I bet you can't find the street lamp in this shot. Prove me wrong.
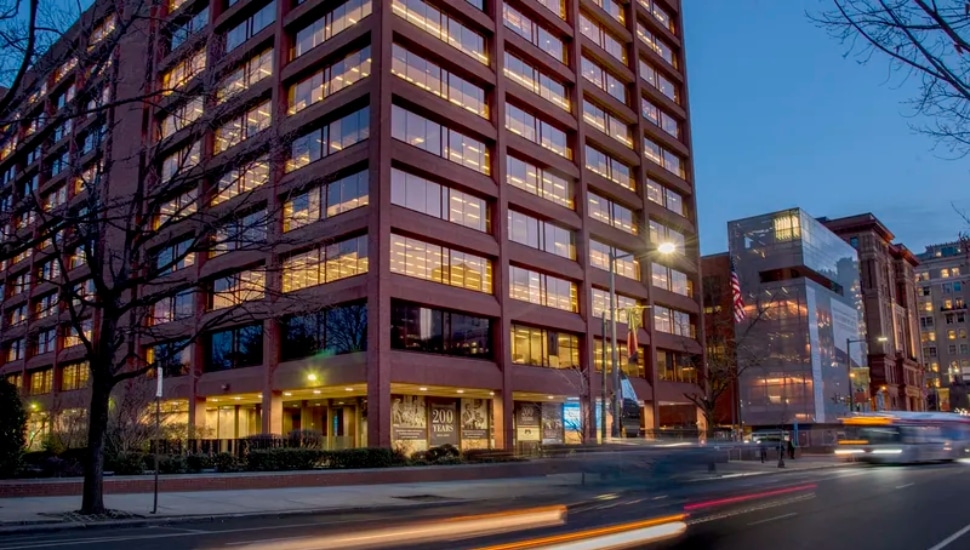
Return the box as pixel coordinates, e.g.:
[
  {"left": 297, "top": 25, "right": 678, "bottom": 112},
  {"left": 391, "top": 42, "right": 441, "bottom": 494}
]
[
  {"left": 607, "top": 243, "right": 676, "bottom": 439},
  {"left": 846, "top": 336, "right": 887, "bottom": 412}
]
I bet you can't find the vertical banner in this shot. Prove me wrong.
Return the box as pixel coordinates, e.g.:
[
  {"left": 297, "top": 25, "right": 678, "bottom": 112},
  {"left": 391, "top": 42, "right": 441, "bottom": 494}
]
[
  {"left": 515, "top": 402, "right": 541, "bottom": 442},
  {"left": 429, "top": 400, "right": 459, "bottom": 446},
  {"left": 391, "top": 395, "right": 428, "bottom": 453},
  {"left": 541, "top": 402, "right": 563, "bottom": 444},
  {"left": 461, "top": 399, "right": 490, "bottom": 450}
]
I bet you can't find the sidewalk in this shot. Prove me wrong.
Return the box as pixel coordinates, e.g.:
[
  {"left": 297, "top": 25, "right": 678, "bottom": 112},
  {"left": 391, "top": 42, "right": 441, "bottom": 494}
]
[
  {"left": 0, "top": 475, "right": 583, "bottom": 531},
  {"left": 719, "top": 454, "right": 850, "bottom": 475}
]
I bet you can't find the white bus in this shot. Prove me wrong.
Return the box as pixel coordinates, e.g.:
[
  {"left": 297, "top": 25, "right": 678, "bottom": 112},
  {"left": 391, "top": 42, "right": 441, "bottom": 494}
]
[{"left": 836, "top": 412, "right": 970, "bottom": 464}]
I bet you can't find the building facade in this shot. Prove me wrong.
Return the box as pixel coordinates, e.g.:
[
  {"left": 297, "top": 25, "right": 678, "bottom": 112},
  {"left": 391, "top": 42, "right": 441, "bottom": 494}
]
[
  {"left": 916, "top": 241, "right": 970, "bottom": 411},
  {"left": 699, "top": 252, "right": 740, "bottom": 428},
  {"left": 0, "top": 0, "right": 705, "bottom": 451},
  {"left": 820, "top": 214, "right": 925, "bottom": 412},
  {"left": 729, "top": 209, "right": 866, "bottom": 432}
]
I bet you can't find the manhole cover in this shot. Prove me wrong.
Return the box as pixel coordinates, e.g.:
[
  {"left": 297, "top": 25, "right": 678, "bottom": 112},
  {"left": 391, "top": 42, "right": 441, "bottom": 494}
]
[{"left": 392, "top": 494, "right": 453, "bottom": 502}]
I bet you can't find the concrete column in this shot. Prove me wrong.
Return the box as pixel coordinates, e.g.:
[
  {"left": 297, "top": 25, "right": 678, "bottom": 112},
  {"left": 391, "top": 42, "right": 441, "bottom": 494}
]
[
  {"left": 188, "top": 396, "right": 207, "bottom": 438},
  {"left": 493, "top": 391, "right": 514, "bottom": 450},
  {"left": 261, "top": 391, "right": 283, "bottom": 435}
]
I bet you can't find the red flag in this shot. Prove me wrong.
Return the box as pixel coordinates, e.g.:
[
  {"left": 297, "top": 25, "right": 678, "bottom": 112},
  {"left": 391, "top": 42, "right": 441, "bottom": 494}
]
[{"left": 627, "top": 309, "right": 639, "bottom": 364}]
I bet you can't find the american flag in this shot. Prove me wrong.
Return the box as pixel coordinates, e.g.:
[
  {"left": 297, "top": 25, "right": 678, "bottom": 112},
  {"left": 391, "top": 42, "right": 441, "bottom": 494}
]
[{"left": 730, "top": 259, "right": 746, "bottom": 323}]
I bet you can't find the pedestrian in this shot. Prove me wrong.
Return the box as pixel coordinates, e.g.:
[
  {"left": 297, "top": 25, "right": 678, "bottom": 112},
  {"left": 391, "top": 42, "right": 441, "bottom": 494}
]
[
  {"left": 787, "top": 438, "right": 796, "bottom": 460},
  {"left": 759, "top": 442, "right": 767, "bottom": 463}
]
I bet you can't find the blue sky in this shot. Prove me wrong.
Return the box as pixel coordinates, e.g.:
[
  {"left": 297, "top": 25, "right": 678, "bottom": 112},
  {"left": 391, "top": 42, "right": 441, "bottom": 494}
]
[{"left": 683, "top": 2, "right": 970, "bottom": 255}]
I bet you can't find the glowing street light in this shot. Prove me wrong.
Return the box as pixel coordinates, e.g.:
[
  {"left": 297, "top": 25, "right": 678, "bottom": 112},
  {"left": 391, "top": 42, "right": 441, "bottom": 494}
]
[{"left": 656, "top": 241, "right": 677, "bottom": 255}]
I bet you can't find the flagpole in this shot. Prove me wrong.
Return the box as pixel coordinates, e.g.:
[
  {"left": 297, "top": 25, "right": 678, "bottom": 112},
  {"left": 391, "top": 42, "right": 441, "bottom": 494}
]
[
  {"left": 609, "top": 252, "right": 620, "bottom": 440},
  {"left": 152, "top": 367, "right": 162, "bottom": 515}
]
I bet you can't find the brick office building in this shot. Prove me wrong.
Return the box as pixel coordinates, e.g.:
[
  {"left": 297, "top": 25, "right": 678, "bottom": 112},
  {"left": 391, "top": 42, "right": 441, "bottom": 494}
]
[{"left": 0, "top": 0, "right": 705, "bottom": 451}]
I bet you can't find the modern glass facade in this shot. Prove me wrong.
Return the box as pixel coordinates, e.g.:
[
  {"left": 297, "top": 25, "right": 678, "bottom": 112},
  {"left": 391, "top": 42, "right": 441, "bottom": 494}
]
[{"left": 729, "top": 209, "right": 866, "bottom": 426}]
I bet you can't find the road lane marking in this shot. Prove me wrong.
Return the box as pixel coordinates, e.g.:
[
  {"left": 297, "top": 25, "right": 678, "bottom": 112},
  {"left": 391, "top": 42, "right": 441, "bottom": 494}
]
[
  {"left": 747, "top": 512, "right": 797, "bottom": 526},
  {"left": 896, "top": 483, "right": 915, "bottom": 489},
  {"left": 928, "top": 522, "right": 970, "bottom": 550}
]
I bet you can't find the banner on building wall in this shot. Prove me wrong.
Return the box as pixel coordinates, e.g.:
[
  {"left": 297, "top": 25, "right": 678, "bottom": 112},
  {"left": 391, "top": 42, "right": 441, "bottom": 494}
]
[
  {"left": 515, "top": 402, "right": 541, "bottom": 442},
  {"left": 541, "top": 402, "right": 563, "bottom": 444},
  {"left": 391, "top": 394, "right": 427, "bottom": 441},
  {"left": 461, "top": 399, "right": 489, "bottom": 440},
  {"left": 429, "top": 400, "right": 459, "bottom": 446}
]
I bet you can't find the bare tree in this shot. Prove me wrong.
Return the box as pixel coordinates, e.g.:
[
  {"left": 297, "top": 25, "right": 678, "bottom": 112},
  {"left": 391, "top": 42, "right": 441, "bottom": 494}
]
[
  {"left": 0, "top": 0, "right": 347, "bottom": 514},
  {"left": 812, "top": 0, "right": 970, "bottom": 156},
  {"left": 685, "top": 280, "right": 773, "bottom": 439},
  {"left": 557, "top": 361, "right": 593, "bottom": 444}
]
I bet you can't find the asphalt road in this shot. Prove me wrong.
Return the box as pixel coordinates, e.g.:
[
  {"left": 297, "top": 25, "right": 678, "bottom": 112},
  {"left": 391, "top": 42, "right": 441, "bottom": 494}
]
[{"left": 3, "top": 462, "right": 970, "bottom": 550}]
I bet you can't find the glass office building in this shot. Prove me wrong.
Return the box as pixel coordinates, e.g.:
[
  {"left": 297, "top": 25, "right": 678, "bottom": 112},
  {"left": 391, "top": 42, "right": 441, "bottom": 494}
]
[{"left": 729, "top": 209, "right": 866, "bottom": 427}]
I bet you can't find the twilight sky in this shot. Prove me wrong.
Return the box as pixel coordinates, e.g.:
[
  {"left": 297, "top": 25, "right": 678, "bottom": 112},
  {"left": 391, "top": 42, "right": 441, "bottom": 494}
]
[{"left": 683, "top": 1, "right": 970, "bottom": 255}]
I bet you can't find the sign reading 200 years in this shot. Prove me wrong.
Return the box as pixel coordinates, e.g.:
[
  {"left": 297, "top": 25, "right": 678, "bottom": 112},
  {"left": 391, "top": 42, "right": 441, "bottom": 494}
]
[{"left": 430, "top": 401, "right": 458, "bottom": 446}]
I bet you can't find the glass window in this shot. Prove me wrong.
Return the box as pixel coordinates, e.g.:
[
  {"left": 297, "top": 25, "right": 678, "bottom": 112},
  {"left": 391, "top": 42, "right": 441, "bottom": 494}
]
[
  {"left": 170, "top": 6, "right": 209, "bottom": 50},
  {"left": 63, "top": 319, "right": 93, "bottom": 347},
  {"left": 651, "top": 263, "right": 692, "bottom": 296},
  {"left": 643, "top": 137, "right": 686, "bottom": 179},
  {"left": 289, "top": 47, "right": 372, "bottom": 115},
  {"left": 503, "top": 4, "right": 565, "bottom": 63},
  {"left": 206, "top": 324, "right": 264, "bottom": 371},
  {"left": 587, "top": 193, "right": 637, "bottom": 234},
  {"left": 505, "top": 104, "right": 571, "bottom": 159},
  {"left": 636, "top": 21, "right": 676, "bottom": 67},
  {"left": 162, "top": 49, "right": 206, "bottom": 94},
  {"left": 583, "top": 100, "right": 632, "bottom": 148},
  {"left": 293, "top": 0, "right": 372, "bottom": 59},
  {"left": 390, "top": 300, "right": 492, "bottom": 358},
  {"left": 154, "top": 239, "right": 195, "bottom": 275},
  {"left": 211, "top": 209, "right": 268, "bottom": 256},
  {"left": 508, "top": 210, "right": 574, "bottom": 259},
  {"left": 392, "top": 0, "right": 487, "bottom": 64},
  {"left": 585, "top": 144, "right": 632, "bottom": 190},
  {"left": 649, "top": 219, "right": 685, "bottom": 253},
  {"left": 154, "top": 189, "right": 198, "bottom": 229},
  {"left": 214, "top": 100, "right": 272, "bottom": 154},
  {"left": 535, "top": 0, "right": 565, "bottom": 18},
  {"left": 391, "top": 44, "right": 487, "bottom": 117},
  {"left": 34, "top": 328, "right": 57, "bottom": 355},
  {"left": 34, "top": 292, "right": 58, "bottom": 319},
  {"left": 282, "top": 235, "right": 369, "bottom": 292},
  {"left": 581, "top": 56, "right": 626, "bottom": 102},
  {"left": 654, "top": 305, "right": 694, "bottom": 337},
  {"left": 61, "top": 362, "right": 90, "bottom": 390},
  {"left": 390, "top": 169, "right": 488, "bottom": 231},
  {"left": 212, "top": 155, "right": 270, "bottom": 205},
  {"left": 579, "top": 12, "right": 626, "bottom": 64},
  {"left": 151, "top": 290, "right": 195, "bottom": 325},
  {"left": 225, "top": 1, "right": 275, "bottom": 52},
  {"left": 638, "top": 0, "right": 676, "bottom": 35},
  {"left": 391, "top": 105, "right": 489, "bottom": 174},
  {"left": 511, "top": 325, "right": 579, "bottom": 369},
  {"left": 287, "top": 107, "right": 370, "bottom": 172},
  {"left": 646, "top": 179, "right": 685, "bottom": 217},
  {"left": 210, "top": 269, "right": 266, "bottom": 309},
  {"left": 503, "top": 52, "right": 569, "bottom": 112},
  {"left": 591, "top": 0, "right": 624, "bottom": 24},
  {"left": 506, "top": 156, "right": 573, "bottom": 209},
  {"left": 146, "top": 341, "right": 192, "bottom": 378},
  {"left": 509, "top": 265, "right": 577, "bottom": 312},
  {"left": 593, "top": 340, "right": 645, "bottom": 377},
  {"left": 590, "top": 288, "right": 638, "bottom": 323},
  {"left": 161, "top": 141, "right": 201, "bottom": 182},
  {"left": 284, "top": 170, "right": 369, "bottom": 231},
  {"left": 218, "top": 49, "right": 273, "bottom": 104},
  {"left": 638, "top": 59, "right": 679, "bottom": 104},
  {"left": 389, "top": 234, "right": 491, "bottom": 293},
  {"left": 657, "top": 350, "right": 698, "bottom": 384},
  {"left": 29, "top": 368, "right": 52, "bottom": 394},
  {"left": 589, "top": 240, "right": 639, "bottom": 279},
  {"left": 281, "top": 302, "right": 367, "bottom": 361},
  {"left": 642, "top": 97, "right": 680, "bottom": 139}
]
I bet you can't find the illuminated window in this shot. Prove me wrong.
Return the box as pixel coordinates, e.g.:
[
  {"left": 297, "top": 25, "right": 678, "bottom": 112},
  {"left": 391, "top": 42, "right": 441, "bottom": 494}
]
[
  {"left": 391, "top": 106, "right": 489, "bottom": 174},
  {"left": 225, "top": 1, "right": 275, "bottom": 52},
  {"left": 509, "top": 265, "right": 577, "bottom": 312},
  {"left": 508, "top": 210, "right": 574, "bottom": 259},
  {"left": 390, "top": 169, "right": 487, "bottom": 232},
  {"left": 289, "top": 47, "right": 372, "bottom": 115},
  {"left": 162, "top": 49, "right": 206, "bottom": 94},
  {"left": 389, "top": 234, "right": 491, "bottom": 293},
  {"left": 160, "top": 141, "right": 201, "bottom": 182},
  {"left": 506, "top": 156, "right": 573, "bottom": 209},
  {"left": 54, "top": 57, "right": 78, "bottom": 82},
  {"left": 88, "top": 14, "right": 117, "bottom": 48},
  {"left": 579, "top": 12, "right": 627, "bottom": 64},
  {"left": 393, "top": 0, "right": 487, "bottom": 64},
  {"left": 581, "top": 56, "right": 626, "bottom": 103},
  {"left": 772, "top": 212, "right": 801, "bottom": 241},
  {"left": 503, "top": 52, "right": 569, "bottom": 112},
  {"left": 649, "top": 220, "right": 685, "bottom": 253},
  {"left": 7, "top": 304, "right": 27, "bottom": 327},
  {"left": 588, "top": 193, "right": 637, "bottom": 234},
  {"left": 591, "top": 0, "right": 624, "bottom": 24},
  {"left": 282, "top": 235, "right": 368, "bottom": 292},
  {"left": 63, "top": 319, "right": 93, "bottom": 348},
  {"left": 211, "top": 269, "right": 266, "bottom": 309},
  {"left": 170, "top": 7, "right": 209, "bottom": 51},
  {"left": 585, "top": 145, "right": 632, "bottom": 189},
  {"left": 510, "top": 325, "right": 579, "bottom": 369},
  {"left": 643, "top": 137, "right": 685, "bottom": 179},
  {"left": 34, "top": 293, "right": 58, "bottom": 319},
  {"left": 646, "top": 179, "right": 685, "bottom": 217},
  {"left": 11, "top": 271, "right": 30, "bottom": 294},
  {"left": 535, "top": 0, "right": 565, "bottom": 18},
  {"left": 583, "top": 101, "right": 632, "bottom": 148},
  {"left": 154, "top": 189, "right": 198, "bottom": 229},
  {"left": 642, "top": 98, "right": 680, "bottom": 139},
  {"left": 638, "top": 0, "right": 676, "bottom": 35},
  {"left": 287, "top": 107, "right": 369, "bottom": 172},
  {"left": 283, "top": 170, "right": 368, "bottom": 231},
  {"left": 6, "top": 338, "right": 24, "bottom": 361},
  {"left": 61, "top": 362, "right": 90, "bottom": 391},
  {"left": 292, "top": 0, "right": 372, "bottom": 59},
  {"left": 392, "top": 45, "right": 487, "bottom": 117},
  {"left": 146, "top": 341, "right": 192, "bottom": 377},
  {"left": 506, "top": 104, "right": 571, "bottom": 159},
  {"left": 639, "top": 59, "right": 679, "bottom": 104},
  {"left": 654, "top": 306, "right": 695, "bottom": 337},
  {"left": 657, "top": 351, "right": 697, "bottom": 384},
  {"left": 155, "top": 239, "right": 195, "bottom": 275},
  {"left": 651, "top": 263, "right": 692, "bottom": 296},
  {"left": 593, "top": 340, "right": 645, "bottom": 377},
  {"left": 636, "top": 21, "right": 676, "bottom": 66},
  {"left": 214, "top": 100, "right": 272, "bottom": 154},
  {"left": 160, "top": 96, "right": 204, "bottom": 139},
  {"left": 217, "top": 49, "right": 273, "bottom": 104},
  {"left": 29, "top": 368, "right": 52, "bottom": 394},
  {"left": 503, "top": 4, "right": 565, "bottom": 63},
  {"left": 590, "top": 288, "right": 638, "bottom": 323},
  {"left": 212, "top": 155, "right": 269, "bottom": 205},
  {"left": 589, "top": 240, "right": 639, "bottom": 280}
]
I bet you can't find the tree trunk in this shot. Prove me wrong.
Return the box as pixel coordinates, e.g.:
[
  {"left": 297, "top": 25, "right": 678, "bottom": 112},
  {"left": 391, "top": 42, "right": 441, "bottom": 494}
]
[{"left": 80, "top": 375, "right": 111, "bottom": 515}]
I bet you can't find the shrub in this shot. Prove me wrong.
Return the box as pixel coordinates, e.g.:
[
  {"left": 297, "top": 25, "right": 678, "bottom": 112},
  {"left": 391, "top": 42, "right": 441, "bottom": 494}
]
[
  {"left": 287, "top": 430, "right": 323, "bottom": 449},
  {"left": 246, "top": 448, "right": 323, "bottom": 471},
  {"left": 186, "top": 453, "right": 214, "bottom": 473},
  {"left": 213, "top": 452, "right": 238, "bottom": 473},
  {"left": 0, "top": 380, "right": 26, "bottom": 477},
  {"left": 158, "top": 454, "right": 187, "bottom": 474},
  {"left": 106, "top": 451, "right": 147, "bottom": 475},
  {"left": 425, "top": 444, "right": 461, "bottom": 462},
  {"left": 326, "top": 448, "right": 398, "bottom": 469}
]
